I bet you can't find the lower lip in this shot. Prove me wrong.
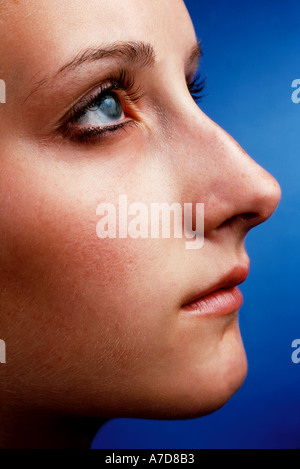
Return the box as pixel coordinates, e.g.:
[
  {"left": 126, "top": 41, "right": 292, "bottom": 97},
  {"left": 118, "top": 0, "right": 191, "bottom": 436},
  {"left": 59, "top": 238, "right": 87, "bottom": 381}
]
[{"left": 182, "top": 287, "right": 243, "bottom": 317}]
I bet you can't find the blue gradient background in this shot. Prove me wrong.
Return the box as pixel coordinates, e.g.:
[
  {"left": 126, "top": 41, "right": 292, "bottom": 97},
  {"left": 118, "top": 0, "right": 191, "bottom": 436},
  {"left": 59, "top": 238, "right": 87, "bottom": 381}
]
[{"left": 92, "top": 0, "right": 300, "bottom": 449}]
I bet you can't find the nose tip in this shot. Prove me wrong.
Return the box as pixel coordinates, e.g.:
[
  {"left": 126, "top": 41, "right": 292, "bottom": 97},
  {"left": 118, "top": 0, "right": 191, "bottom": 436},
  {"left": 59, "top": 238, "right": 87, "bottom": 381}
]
[
  {"left": 208, "top": 119, "right": 282, "bottom": 233},
  {"left": 253, "top": 171, "right": 281, "bottom": 227}
]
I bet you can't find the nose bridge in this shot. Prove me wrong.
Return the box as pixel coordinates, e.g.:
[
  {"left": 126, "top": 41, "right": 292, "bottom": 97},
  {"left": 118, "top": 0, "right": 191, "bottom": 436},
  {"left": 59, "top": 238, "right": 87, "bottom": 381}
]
[{"left": 174, "top": 104, "right": 281, "bottom": 231}]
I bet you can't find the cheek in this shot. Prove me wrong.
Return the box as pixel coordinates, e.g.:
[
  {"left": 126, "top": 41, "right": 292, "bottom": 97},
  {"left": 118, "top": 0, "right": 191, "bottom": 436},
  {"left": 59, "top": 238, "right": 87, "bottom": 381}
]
[{"left": 0, "top": 149, "right": 177, "bottom": 376}]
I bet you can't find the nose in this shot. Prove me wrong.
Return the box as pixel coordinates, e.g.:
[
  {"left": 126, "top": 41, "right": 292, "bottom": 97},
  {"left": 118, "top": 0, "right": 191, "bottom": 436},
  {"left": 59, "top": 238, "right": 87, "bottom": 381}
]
[{"left": 176, "top": 108, "right": 281, "bottom": 238}]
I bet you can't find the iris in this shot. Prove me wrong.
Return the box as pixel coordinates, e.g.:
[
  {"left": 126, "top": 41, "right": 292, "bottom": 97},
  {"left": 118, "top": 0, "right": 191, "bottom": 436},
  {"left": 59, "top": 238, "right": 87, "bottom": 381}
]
[{"left": 79, "top": 93, "right": 123, "bottom": 126}]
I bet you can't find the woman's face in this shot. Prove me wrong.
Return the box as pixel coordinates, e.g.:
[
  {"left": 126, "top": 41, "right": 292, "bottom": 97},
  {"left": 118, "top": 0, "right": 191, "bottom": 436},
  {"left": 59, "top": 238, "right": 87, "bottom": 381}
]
[{"left": 0, "top": 0, "right": 280, "bottom": 419}]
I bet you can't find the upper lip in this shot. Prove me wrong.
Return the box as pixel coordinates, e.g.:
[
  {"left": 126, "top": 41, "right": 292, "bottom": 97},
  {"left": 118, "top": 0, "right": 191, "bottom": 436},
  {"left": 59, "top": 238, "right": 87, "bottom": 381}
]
[{"left": 182, "top": 263, "right": 250, "bottom": 306}]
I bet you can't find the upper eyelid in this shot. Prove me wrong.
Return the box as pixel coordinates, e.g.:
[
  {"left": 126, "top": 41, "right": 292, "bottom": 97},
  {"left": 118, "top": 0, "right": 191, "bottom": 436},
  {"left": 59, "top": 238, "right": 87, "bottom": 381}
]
[
  {"left": 72, "top": 64, "right": 201, "bottom": 117},
  {"left": 61, "top": 71, "right": 142, "bottom": 124}
]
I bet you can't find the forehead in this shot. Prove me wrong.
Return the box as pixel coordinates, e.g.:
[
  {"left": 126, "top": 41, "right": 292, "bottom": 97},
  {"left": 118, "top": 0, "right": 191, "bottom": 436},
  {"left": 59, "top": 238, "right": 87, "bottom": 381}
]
[{"left": 0, "top": 0, "right": 196, "bottom": 83}]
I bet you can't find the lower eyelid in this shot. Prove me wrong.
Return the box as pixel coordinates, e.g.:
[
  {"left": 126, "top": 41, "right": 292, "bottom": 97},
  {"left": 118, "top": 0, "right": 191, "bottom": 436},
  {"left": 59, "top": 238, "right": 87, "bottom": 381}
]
[{"left": 63, "top": 119, "right": 138, "bottom": 144}]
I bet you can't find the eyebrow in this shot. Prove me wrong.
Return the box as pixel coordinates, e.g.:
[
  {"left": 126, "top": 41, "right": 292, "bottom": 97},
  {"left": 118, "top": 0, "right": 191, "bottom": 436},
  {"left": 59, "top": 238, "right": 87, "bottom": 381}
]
[
  {"left": 57, "top": 41, "right": 156, "bottom": 75},
  {"left": 25, "top": 40, "right": 202, "bottom": 101},
  {"left": 58, "top": 40, "right": 202, "bottom": 76}
]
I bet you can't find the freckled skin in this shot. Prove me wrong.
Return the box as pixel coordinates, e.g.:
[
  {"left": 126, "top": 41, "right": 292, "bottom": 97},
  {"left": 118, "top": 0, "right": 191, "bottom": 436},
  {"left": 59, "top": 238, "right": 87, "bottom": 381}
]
[{"left": 0, "top": 0, "right": 280, "bottom": 448}]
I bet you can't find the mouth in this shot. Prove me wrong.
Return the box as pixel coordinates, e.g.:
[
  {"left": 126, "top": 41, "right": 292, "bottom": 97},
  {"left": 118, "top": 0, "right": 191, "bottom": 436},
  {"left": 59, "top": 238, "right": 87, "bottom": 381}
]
[{"left": 181, "top": 264, "right": 249, "bottom": 317}]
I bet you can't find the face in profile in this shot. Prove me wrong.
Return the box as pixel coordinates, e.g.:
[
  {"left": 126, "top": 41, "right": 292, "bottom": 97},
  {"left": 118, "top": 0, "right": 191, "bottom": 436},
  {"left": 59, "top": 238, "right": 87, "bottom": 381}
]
[{"left": 0, "top": 0, "right": 281, "bottom": 448}]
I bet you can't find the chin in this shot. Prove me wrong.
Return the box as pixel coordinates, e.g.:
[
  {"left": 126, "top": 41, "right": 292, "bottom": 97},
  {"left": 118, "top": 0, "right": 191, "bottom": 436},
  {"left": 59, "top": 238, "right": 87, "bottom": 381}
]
[
  {"left": 139, "top": 319, "right": 248, "bottom": 421},
  {"left": 178, "top": 321, "right": 248, "bottom": 419}
]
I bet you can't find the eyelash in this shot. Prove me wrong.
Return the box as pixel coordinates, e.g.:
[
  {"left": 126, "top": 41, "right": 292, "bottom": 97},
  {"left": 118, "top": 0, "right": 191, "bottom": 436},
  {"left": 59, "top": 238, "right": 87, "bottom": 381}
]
[
  {"left": 188, "top": 74, "right": 206, "bottom": 103},
  {"left": 59, "top": 69, "right": 206, "bottom": 144}
]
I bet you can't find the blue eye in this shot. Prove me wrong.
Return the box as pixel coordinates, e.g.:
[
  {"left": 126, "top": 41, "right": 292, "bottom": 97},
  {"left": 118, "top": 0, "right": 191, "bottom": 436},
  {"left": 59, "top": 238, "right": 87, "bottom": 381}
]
[
  {"left": 77, "top": 92, "right": 124, "bottom": 127},
  {"left": 60, "top": 69, "right": 143, "bottom": 144}
]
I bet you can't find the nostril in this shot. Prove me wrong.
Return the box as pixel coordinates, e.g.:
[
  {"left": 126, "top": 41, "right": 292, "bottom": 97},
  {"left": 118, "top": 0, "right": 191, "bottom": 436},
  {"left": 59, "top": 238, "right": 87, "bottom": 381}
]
[
  {"left": 217, "top": 212, "right": 259, "bottom": 231},
  {"left": 238, "top": 212, "right": 259, "bottom": 222}
]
